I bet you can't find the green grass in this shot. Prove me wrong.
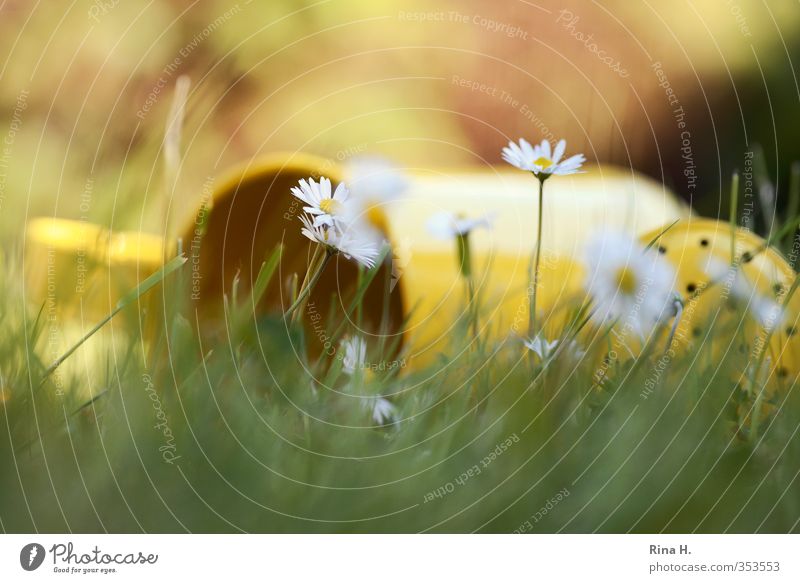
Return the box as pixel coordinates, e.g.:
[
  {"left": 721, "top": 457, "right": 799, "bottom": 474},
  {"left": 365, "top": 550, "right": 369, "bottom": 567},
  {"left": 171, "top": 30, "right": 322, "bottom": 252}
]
[{"left": 2, "top": 237, "right": 800, "bottom": 534}]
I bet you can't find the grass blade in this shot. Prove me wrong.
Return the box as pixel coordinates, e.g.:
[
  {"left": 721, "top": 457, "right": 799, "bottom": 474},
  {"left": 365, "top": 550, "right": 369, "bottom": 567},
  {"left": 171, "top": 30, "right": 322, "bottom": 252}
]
[
  {"left": 784, "top": 162, "right": 800, "bottom": 249},
  {"left": 729, "top": 171, "right": 739, "bottom": 262},
  {"left": 39, "top": 254, "right": 187, "bottom": 386}
]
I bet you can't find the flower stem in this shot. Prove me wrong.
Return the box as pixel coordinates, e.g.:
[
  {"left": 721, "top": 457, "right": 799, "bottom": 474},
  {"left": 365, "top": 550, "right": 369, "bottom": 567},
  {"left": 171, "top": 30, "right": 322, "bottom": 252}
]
[
  {"left": 663, "top": 297, "right": 684, "bottom": 357},
  {"left": 729, "top": 171, "right": 739, "bottom": 263},
  {"left": 529, "top": 177, "right": 545, "bottom": 339},
  {"left": 457, "top": 233, "right": 478, "bottom": 338},
  {"left": 300, "top": 243, "right": 323, "bottom": 293},
  {"left": 285, "top": 249, "right": 334, "bottom": 322},
  {"left": 748, "top": 272, "right": 800, "bottom": 443}
]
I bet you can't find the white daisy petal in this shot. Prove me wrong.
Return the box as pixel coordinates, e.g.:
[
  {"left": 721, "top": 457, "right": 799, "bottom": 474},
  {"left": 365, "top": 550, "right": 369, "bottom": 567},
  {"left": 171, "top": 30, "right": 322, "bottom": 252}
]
[
  {"left": 521, "top": 138, "right": 537, "bottom": 161},
  {"left": 369, "top": 397, "right": 397, "bottom": 425},
  {"left": 342, "top": 336, "right": 368, "bottom": 374},
  {"left": 502, "top": 137, "right": 585, "bottom": 178},
  {"left": 540, "top": 139, "right": 551, "bottom": 160},
  {"left": 523, "top": 334, "right": 586, "bottom": 362},
  {"left": 502, "top": 142, "right": 533, "bottom": 171},
  {"left": 552, "top": 139, "right": 566, "bottom": 164},
  {"left": 332, "top": 182, "right": 350, "bottom": 204},
  {"left": 319, "top": 176, "right": 332, "bottom": 197},
  {"left": 297, "top": 213, "right": 380, "bottom": 269},
  {"left": 554, "top": 154, "right": 586, "bottom": 174},
  {"left": 312, "top": 214, "right": 335, "bottom": 228},
  {"left": 523, "top": 335, "right": 559, "bottom": 360},
  {"left": 291, "top": 179, "right": 317, "bottom": 206}
]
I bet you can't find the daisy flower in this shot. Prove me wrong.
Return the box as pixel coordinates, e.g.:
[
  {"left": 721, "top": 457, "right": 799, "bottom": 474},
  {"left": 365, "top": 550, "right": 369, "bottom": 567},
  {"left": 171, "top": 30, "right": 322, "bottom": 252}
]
[
  {"left": 523, "top": 335, "right": 586, "bottom": 362},
  {"left": 704, "top": 257, "right": 785, "bottom": 331},
  {"left": 341, "top": 336, "right": 368, "bottom": 375},
  {"left": 291, "top": 176, "right": 350, "bottom": 228},
  {"left": 366, "top": 396, "right": 397, "bottom": 425},
  {"left": 502, "top": 138, "right": 585, "bottom": 179},
  {"left": 346, "top": 157, "right": 409, "bottom": 203},
  {"left": 583, "top": 231, "right": 678, "bottom": 339},
  {"left": 501, "top": 135, "right": 584, "bottom": 341},
  {"left": 523, "top": 335, "right": 559, "bottom": 360},
  {"left": 299, "top": 214, "right": 380, "bottom": 269},
  {"left": 340, "top": 336, "right": 397, "bottom": 425},
  {"left": 426, "top": 211, "right": 494, "bottom": 239}
]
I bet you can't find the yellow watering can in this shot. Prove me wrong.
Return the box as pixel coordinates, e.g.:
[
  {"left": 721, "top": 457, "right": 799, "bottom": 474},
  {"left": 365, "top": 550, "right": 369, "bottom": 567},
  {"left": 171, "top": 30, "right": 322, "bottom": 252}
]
[
  {"left": 637, "top": 219, "right": 800, "bottom": 413},
  {"left": 28, "top": 153, "right": 689, "bottom": 355},
  {"left": 33, "top": 152, "right": 781, "bottom": 379}
]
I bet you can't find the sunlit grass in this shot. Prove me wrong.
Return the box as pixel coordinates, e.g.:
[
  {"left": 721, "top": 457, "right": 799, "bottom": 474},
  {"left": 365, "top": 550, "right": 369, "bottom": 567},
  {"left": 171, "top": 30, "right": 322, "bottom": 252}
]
[{"left": 2, "top": 227, "right": 800, "bottom": 533}]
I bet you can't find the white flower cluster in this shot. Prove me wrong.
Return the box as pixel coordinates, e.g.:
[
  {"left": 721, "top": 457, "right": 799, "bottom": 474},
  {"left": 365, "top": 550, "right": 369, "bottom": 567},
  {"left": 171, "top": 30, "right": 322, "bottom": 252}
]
[
  {"left": 291, "top": 176, "right": 380, "bottom": 269},
  {"left": 340, "top": 336, "right": 397, "bottom": 425}
]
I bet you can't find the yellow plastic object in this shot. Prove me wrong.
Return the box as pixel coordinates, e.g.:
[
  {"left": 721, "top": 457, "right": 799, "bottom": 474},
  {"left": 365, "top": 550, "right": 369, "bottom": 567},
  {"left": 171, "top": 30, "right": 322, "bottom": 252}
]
[
  {"left": 24, "top": 217, "right": 166, "bottom": 398},
  {"left": 383, "top": 167, "right": 688, "bottom": 363},
  {"left": 25, "top": 154, "right": 688, "bottom": 371},
  {"left": 24, "top": 217, "right": 165, "bottom": 320},
  {"left": 178, "top": 157, "right": 687, "bottom": 364},
  {"left": 180, "top": 152, "right": 405, "bottom": 347},
  {"left": 638, "top": 218, "right": 800, "bottom": 400}
]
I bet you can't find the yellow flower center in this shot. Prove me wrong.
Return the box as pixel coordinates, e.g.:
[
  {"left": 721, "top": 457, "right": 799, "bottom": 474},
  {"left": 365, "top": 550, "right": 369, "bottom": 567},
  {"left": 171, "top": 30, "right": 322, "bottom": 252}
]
[
  {"left": 319, "top": 199, "right": 340, "bottom": 215},
  {"left": 614, "top": 266, "right": 638, "bottom": 295},
  {"left": 534, "top": 156, "right": 553, "bottom": 169}
]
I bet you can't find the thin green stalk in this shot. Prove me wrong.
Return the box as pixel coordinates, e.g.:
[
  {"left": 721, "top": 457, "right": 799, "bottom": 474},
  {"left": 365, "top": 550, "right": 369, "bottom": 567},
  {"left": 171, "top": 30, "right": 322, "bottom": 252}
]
[
  {"left": 784, "top": 162, "right": 800, "bottom": 253},
  {"left": 378, "top": 252, "right": 393, "bottom": 359},
  {"left": 663, "top": 297, "right": 684, "bottom": 356},
  {"left": 467, "top": 277, "right": 478, "bottom": 339},
  {"left": 355, "top": 264, "right": 365, "bottom": 330},
  {"left": 163, "top": 75, "right": 190, "bottom": 237},
  {"left": 286, "top": 249, "right": 333, "bottom": 322},
  {"left": 299, "top": 243, "right": 323, "bottom": 295},
  {"left": 643, "top": 219, "right": 680, "bottom": 252},
  {"left": 322, "top": 245, "right": 390, "bottom": 349},
  {"left": 457, "top": 232, "right": 478, "bottom": 338},
  {"left": 729, "top": 171, "right": 739, "bottom": 263},
  {"left": 287, "top": 244, "right": 324, "bottom": 324},
  {"left": 752, "top": 144, "right": 776, "bottom": 237},
  {"left": 228, "top": 245, "right": 283, "bottom": 336},
  {"left": 749, "top": 273, "right": 800, "bottom": 442},
  {"left": 530, "top": 177, "right": 545, "bottom": 339},
  {"left": 289, "top": 273, "right": 299, "bottom": 305},
  {"left": 251, "top": 246, "right": 284, "bottom": 308}
]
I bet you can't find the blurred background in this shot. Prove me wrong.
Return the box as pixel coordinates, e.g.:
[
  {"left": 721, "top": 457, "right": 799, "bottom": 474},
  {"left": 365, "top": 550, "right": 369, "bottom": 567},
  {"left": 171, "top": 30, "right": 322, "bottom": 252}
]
[
  {"left": 1, "top": 0, "right": 799, "bottom": 239},
  {"left": 3, "top": 0, "right": 800, "bottom": 536}
]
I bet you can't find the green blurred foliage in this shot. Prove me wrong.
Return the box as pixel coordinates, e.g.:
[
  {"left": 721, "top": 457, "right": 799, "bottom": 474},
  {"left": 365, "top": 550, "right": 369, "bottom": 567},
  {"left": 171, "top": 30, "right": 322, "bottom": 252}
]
[
  {"left": 1, "top": 0, "right": 799, "bottom": 240},
  {"left": 2, "top": 252, "right": 800, "bottom": 533}
]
